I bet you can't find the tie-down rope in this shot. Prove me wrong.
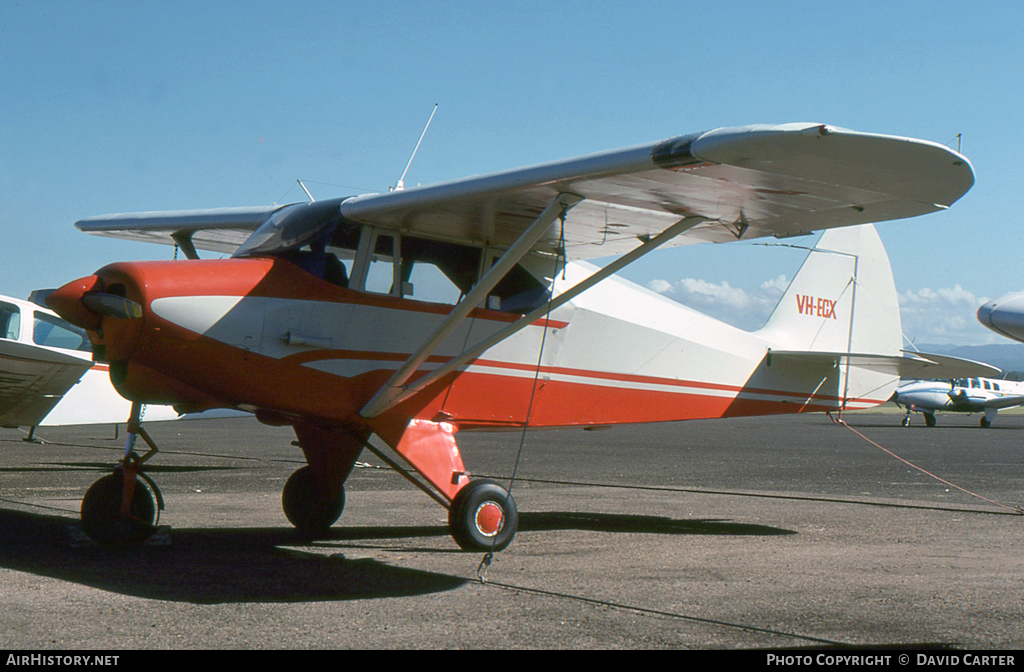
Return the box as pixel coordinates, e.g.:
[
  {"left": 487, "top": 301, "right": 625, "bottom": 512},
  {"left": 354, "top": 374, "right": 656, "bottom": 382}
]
[
  {"left": 478, "top": 207, "right": 569, "bottom": 581},
  {"left": 833, "top": 415, "right": 1023, "bottom": 515}
]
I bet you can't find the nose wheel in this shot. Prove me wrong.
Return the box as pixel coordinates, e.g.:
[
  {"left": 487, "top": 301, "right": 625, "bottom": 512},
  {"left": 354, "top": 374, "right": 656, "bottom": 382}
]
[
  {"left": 448, "top": 479, "right": 519, "bottom": 551},
  {"left": 81, "top": 468, "right": 159, "bottom": 545},
  {"left": 79, "top": 401, "right": 162, "bottom": 546}
]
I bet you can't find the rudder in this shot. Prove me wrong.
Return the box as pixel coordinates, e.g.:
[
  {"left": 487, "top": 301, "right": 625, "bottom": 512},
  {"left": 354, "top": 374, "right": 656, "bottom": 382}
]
[{"left": 755, "top": 224, "right": 902, "bottom": 358}]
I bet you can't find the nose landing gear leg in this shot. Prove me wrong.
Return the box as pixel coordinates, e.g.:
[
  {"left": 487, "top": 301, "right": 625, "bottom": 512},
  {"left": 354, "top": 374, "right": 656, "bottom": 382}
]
[{"left": 80, "top": 401, "right": 163, "bottom": 545}]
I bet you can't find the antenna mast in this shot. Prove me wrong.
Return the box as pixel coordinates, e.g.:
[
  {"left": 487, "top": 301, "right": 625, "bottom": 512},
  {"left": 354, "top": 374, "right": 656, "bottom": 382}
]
[{"left": 394, "top": 104, "right": 438, "bottom": 191}]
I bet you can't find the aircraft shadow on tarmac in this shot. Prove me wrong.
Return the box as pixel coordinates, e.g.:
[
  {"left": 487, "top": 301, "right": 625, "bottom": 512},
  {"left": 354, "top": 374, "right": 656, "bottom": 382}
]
[
  {"left": 0, "top": 504, "right": 793, "bottom": 604},
  {"left": 0, "top": 462, "right": 234, "bottom": 475},
  {"left": 0, "top": 508, "right": 466, "bottom": 605},
  {"left": 517, "top": 511, "right": 794, "bottom": 537}
]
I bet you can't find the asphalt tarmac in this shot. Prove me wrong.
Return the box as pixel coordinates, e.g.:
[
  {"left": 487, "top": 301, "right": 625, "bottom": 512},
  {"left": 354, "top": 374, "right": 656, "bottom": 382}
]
[{"left": 1, "top": 411, "right": 1022, "bottom": 650}]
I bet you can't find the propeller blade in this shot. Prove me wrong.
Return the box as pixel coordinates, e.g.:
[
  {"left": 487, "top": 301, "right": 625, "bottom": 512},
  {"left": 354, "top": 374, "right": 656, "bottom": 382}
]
[{"left": 82, "top": 293, "right": 143, "bottom": 320}]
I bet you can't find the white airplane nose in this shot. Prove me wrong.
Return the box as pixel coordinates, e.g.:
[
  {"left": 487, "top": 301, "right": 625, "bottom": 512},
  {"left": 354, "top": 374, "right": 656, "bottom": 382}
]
[
  {"left": 977, "top": 301, "right": 995, "bottom": 327},
  {"left": 978, "top": 292, "right": 1024, "bottom": 343}
]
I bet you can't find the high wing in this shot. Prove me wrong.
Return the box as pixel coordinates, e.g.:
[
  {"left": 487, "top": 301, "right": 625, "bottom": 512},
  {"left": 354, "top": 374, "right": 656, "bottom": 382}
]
[
  {"left": 0, "top": 338, "right": 92, "bottom": 428},
  {"left": 74, "top": 123, "right": 974, "bottom": 259},
  {"left": 340, "top": 123, "right": 973, "bottom": 259},
  {"left": 77, "top": 206, "right": 284, "bottom": 258}
]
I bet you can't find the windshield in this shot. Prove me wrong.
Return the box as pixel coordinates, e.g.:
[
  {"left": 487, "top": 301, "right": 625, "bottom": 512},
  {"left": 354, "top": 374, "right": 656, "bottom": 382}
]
[{"left": 233, "top": 198, "right": 346, "bottom": 258}]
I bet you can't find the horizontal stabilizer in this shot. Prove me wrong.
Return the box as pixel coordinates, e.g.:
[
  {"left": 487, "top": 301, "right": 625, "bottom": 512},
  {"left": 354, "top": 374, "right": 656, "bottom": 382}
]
[
  {"left": 768, "top": 349, "right": 1001, "bottom": 379},
  {"left": 903, "top": 351, "right": 1002, "bottom": 379}
]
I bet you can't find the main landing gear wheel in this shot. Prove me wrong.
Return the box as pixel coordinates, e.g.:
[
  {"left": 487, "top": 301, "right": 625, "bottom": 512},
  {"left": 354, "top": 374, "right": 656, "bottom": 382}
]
[
  {"left": 924, "top": 414, "right": 937, "bottom": 428},
  {"left": 980, "top": 417, "right": 992, "bottom": 428},
  {"left": 282, "top": 466, "right": 345, "bottom": 537},
  {"left": 80, "top": 470, "right": 158, "bottom": 546},
  {"left": 448, "top": 479, "right": 519, "bottom": 552}
]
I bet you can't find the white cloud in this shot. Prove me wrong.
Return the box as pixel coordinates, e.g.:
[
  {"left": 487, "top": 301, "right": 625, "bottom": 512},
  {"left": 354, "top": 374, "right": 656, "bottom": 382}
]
[
  {"left": 646, "top": 279, "right": 673, "bottom": 294},
  {"left": 648, "top": 277, "right": 1004, "bottom": 346},
  {"left": 646, "top": 275, "right": 788, "bottom": 331},
  {"left": 898, "top": 284, "right": 996, "bottom": 346}
]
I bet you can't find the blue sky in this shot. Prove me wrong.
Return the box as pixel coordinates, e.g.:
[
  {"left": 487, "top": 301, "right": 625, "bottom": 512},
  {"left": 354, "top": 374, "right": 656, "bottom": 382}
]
[{"left": 1, "top": 1, "right": 1021, "bottom": 345}]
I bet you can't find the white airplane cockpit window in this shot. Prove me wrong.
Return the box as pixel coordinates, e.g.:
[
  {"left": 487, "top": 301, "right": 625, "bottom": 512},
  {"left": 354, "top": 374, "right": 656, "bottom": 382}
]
[
  {"left": 359, "top": 233, "right": 480, "bottom": 305},
  {"left": 347, "top": 226, "right": 547, "bottom": 310},
  {"left": 399, "top": 236, "right": 481, "bottom": 305},
  {"left": 0, "top": 302, "right": 21, "bottom": 341},
  {"left": 362, "top": 231, "right": 400, "bottom": 296},
  {"left": 486, "top": 263, "right": 549, "bottom": 312},
  {"left": 33, "top": 313, "right": 90, "bottom": 351},
  {"left": 970, "top": 379, "right": 980, "bottom": 388}
]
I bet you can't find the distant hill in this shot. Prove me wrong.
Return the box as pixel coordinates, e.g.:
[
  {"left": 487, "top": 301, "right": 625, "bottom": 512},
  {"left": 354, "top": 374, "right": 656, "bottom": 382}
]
[{"left": 914, "top": 343, "right": 1024, "bottom": 379}]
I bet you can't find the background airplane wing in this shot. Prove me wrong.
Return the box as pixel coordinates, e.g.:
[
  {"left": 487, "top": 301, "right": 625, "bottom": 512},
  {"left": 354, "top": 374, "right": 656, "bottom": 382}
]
[
  {"left": 74, "top": 123, "right": 974, "bottom": 260},
  {"left": 982, "top": 395, "right": 1024, "bottom": 409},
  {"left": 0, "top": 339, "right": 93, "bottom": 427},
  {"left": 339, "top": 122, "right": 975, "bottom": 260}
]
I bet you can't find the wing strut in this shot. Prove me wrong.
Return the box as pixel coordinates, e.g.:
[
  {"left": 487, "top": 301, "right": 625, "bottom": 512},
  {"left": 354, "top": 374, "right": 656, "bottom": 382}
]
[
  {"left": 170, "top": 232, "right": 200, "bottom": 260},
  {"left": 359, "top": 192, "right": 583, "bottom": 419},
  {"left": 359, "top": 213, "right": 707, "bottom": 419}
]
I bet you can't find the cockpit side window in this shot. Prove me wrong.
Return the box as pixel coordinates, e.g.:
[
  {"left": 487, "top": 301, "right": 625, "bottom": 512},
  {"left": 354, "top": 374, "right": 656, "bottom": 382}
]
[
  {"left": 399, "top": 236, "right": 482, "bottom": 304},
  {"left": 0, "top": 302, "right": 21, "bottom": 341},
  {"left": 487, "top": 263, "right": 549, "bottom": 312},
  {"left": 363, "top": 232, "right": 400, "bottom": 296},
  {"left": 349, "top": 229, "right": 550, "bottom": 311}
]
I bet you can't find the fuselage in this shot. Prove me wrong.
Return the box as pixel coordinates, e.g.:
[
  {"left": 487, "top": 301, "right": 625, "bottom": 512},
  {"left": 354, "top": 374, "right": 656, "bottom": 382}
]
[
  {"left": 46, "top": 255, "right": 887, "bottom": 435},
  {"left": 894, "top": 377, "right": 1024, "bottom": 414}
]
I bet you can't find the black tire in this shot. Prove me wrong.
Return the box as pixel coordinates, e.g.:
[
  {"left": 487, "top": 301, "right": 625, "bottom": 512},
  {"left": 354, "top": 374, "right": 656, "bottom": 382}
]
[
  {"left": 282, "top": 466, "right": 344, "bottom": 536},
  {"left": 924, "top": 414, "right": 937, "bottom": 428},
  {"left": 80, "top": 471, "right": 157, "bottom": 546},
  {"left": 901, "top": 417, "right": 910, "bottom": 427},
  {"left": 448, "top": 479, "right": 518, "bottom": 552},
  {"left": 980, "top": 417, "right": 991, "bottom": 428}
]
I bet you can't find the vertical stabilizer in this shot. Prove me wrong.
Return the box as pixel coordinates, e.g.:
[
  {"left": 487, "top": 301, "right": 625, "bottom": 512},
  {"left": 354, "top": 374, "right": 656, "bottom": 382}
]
[{"left": 755, "top": 224, "right": 902, "bottom": 357}]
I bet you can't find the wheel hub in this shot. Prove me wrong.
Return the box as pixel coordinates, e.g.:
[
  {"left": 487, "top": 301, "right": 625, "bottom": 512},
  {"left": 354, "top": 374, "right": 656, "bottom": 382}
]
[{"left": 474, "top": 501, "right": 504, "bottom": 537}]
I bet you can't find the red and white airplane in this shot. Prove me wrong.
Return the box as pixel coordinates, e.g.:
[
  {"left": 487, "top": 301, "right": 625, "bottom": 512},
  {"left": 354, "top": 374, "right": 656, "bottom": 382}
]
[
  {"left": 0, "top": 293, "right": 179, "bottom": 439},
  {"left": 46, "top": 123, "right": 979, "bottom": 549}
]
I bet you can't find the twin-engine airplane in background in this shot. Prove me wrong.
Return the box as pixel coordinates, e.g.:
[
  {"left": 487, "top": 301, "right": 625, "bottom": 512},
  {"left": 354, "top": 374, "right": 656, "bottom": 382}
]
[
  {"left": 0, "top": 293, "right": 178, "bottom": 438},
  {"left": 46, "top": 122, "right": 983, "bottom": 550},
  {"left": 892, "top": 375, "right": 1024, "bottom": 428}
]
